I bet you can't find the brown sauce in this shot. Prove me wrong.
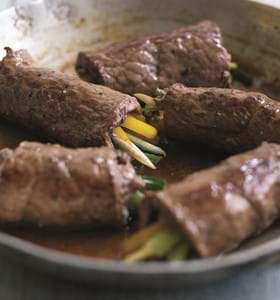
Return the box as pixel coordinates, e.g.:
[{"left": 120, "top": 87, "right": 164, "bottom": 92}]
[
  {"left": 0, "top": 60, "right": 277, "bottom": 260},
  {"left": 0, "top": 122, "right": 226, "bottom": 260},
  {"left": 3, "top": 227, "right": 126, "bottom": 260}
]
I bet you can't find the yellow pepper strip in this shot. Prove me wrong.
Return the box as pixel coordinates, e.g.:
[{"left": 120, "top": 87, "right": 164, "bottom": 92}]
[
  {"left": 113, "top": 127, "right": 156, "bottom": 169},
  {"left": 121, "top": 115, "right": 158, "bottom": 140},
  {"left": 113, "top": 127, "right": 131, "bottom": 144},
  {"left": 134, "top": 93, "right": 156, "bottom": 106}
]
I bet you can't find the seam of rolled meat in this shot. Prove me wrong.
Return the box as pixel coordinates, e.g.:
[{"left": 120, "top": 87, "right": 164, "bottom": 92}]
[
  {"left": 76, "top": 21, "right": 231, "bottom": 95},
  {"left": 0, "top": 142, "right": 143, "bottom": 227},
  {"left": 0, "top": 47, "right": 139, "bottom": 147},
  {"left": 161, "top": 83, "right": 280, "bottom": 153},
  {"left": 156, "top": 142, "right": 280, "bottom": 257}
]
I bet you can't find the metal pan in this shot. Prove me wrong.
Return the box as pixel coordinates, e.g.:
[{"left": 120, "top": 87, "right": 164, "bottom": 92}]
[{"left": 0, "top": 0, "right": 279, "bottom": 288}]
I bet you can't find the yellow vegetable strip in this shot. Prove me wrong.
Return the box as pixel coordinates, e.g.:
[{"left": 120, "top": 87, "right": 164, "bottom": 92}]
[
  {"left": 167, "top": 241, "right": 189, "bottom": 261},
  {"left": 112, "top": 136, "right": 156, "bottom": 169},
  {"left": 113, "top": 127, "right": 131, "bottom": 144},
  {"left": 134, "top": 93, "right": 156, "bottom": 106},
  {"left": 122, "top": 115, "right": 158, "bottom": 140},
  {"left": 125, "top": 230, "right": 183, "bottom": 263},
  {"left": 124, "top": 222, "right": 164, "bottom": 253},
  {"left": 230, "top": 62, "right": 238, "bottom": 70}
]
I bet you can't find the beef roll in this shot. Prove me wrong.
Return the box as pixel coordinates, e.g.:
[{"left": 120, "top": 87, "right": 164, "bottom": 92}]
[
  {"left": 156, "top": 142, "right": 280, "bottom": 257},
  {"left": 160, "top": 83, "right": 280, "bottom": 153},
  {"left": 0, "top": 47, "right": 139, "bottom": 147},
  {"left": 76, "top": 21, "right": 232, "bottom": 95},
  {"left": 0, "top": 142, "right": 143, "bottom": 227}
]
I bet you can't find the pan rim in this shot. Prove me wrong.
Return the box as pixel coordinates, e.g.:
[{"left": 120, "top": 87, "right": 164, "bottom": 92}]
[
  {"left": 0, "top": 0, "right": 279, "bottom": 284},
  {"left": 0, "top": 230, "right": 279, "bottom": 275}
]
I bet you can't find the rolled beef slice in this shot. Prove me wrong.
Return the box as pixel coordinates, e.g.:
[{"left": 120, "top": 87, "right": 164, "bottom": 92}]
[
  {"left": 161, "top": 84, "right": 280, "bottom": 153},
  {"left": 0, "top": 47, "right": 139, "bottom": 147},
  {"left": 0, "top": 142, "right": 143, "bottom": 227},
  {"left": 157, "top": 142, "right": 280, "bottom": 257},
  {"left": 76, "top": 21, "right": 231, "bottom": 95}
]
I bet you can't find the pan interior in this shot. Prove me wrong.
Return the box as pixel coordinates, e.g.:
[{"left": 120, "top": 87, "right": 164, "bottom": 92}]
[{"left": 0, "top": 0, "right": 279, "bottom": 263}]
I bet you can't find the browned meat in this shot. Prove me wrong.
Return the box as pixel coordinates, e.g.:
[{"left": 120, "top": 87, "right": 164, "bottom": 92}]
[
  {"left": 0, "top": 47, "right": 139, "bottom": 147},
  {"left": 0, "top": 142, "right": 143, "bottom": 227},
  {"left": 161, "top": 84, "right": 280, "bottom": 153},
  {"left": 76, "top": 21, "right": 231, "bottom": 95},
  {"left": 157, "top": 142, "right": 280, "bottom": 257}
]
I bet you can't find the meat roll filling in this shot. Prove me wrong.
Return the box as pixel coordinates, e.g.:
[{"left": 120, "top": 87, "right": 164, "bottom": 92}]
[
  {"left": 0, "top": 48, "right": 166, "bottom": 169},
  {"left": 0, "top": 47, "right": 139, "bottom": 148},
  {"left": 125, "top": 143, "right": 280, "bottom": 260},
  {"left": 0, "top": 142, "right": 143, "bottom": 227},
  {"left": 76, "top": 21, "right": 232, "bottom": 95}
]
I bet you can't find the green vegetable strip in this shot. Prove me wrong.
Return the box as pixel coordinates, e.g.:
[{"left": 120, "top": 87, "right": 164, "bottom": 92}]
[
  {"left": 142, "top": 175, "right": 166, "bottom": 191},
  {"left": 231, "top": 68, "right": 253, "bottom": 87},
  {"left": 126, "top": 133, "right": 166, "bottom": 156},
  {"left": 155, "top": 88, "right": 167, "bottom": 101},
  {"left": 167, "top": 241, "right": 189, "bottom": 261},
  {"left": 229, "top": 62, "right": 238, "bottom": 70},
  {"left": 112, "top": 136, "right": 156, "bottom": 169},
  {"left": 124, "top": 222, "right": 164, "bottom": 253},
  {"left": 128, "top": 191, "right": 145, "bottom": 207},
  {"left": 144, "top": 152, "right": 163, "bottom": 164},
  {"left": 142, "top": 104, "right": 156, "bottom": 115},
  {"left": 125, "top": 230, "right": 183, "bottom": 262}
]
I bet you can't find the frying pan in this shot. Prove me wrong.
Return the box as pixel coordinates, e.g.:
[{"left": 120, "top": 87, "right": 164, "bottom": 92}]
[{"left": 0, "top": 0, "right": 279, "bottom": 288}]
